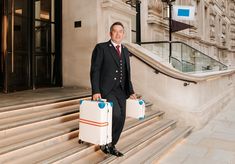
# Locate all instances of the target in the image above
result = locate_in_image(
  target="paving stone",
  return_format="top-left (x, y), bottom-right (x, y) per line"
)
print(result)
top-left (182, 155), bottom-right (231, 164)
top-left (205, 149), bottom-right (235, 163)
top-left (199, 138), bottom-right (235, 152)
top-left (213, 124), bottom-right (235, 135)
top-left (159, 97), bottom-right (235, 164)
top-left (184, 130), bottom-right (212, 145)
top-left (210, 132), bottom-right (235, 142)
top-left (158, 153), bottom-right (188, 164)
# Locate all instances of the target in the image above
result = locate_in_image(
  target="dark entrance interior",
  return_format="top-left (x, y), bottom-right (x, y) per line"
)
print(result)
top-left (0, 0), bottom-right (3, 90)
top-left (1, 0), bottom-right (62, 93)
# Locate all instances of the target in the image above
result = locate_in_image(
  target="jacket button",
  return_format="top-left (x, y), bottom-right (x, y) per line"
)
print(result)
top-left (114, 78), bottom-right (117, 80)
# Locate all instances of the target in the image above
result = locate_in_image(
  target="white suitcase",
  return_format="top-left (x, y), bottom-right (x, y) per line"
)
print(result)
top-left (79, 100), bottom-right (112, 145)
top-left (126, 99), bottom-right (145, 119)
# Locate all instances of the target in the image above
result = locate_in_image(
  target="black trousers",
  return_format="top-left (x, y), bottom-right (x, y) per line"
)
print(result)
top-left (104, 85), bottom-right (126, 146)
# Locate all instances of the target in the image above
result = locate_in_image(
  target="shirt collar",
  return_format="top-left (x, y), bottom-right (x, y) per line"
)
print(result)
top-left (111, 40), bottom-right (121, 48)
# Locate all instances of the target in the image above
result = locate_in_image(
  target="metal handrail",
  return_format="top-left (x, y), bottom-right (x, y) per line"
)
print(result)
top-left (129, 51), bottom-right (197, 84)
top-left (140, 41), bottom-right (228, 69)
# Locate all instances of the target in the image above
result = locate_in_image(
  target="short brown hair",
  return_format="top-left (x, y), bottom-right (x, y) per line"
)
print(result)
top-left (110, 22), bottom-right (124, 32)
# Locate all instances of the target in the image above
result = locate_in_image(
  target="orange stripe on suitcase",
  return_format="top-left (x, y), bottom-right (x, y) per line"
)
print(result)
top-left (79, 118), bottom-right (108, 127)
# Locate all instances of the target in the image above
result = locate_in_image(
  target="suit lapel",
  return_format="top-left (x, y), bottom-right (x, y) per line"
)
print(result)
top-left (107, 41), bottom-right (119, 66)
top-left (122, 45), bottom-right (130, 72)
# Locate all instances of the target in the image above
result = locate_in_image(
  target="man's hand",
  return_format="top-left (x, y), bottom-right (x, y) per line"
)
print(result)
top-left (92, 93), bottom-right (102, 101)
top-left (129, 94), bottom-right (137, 99)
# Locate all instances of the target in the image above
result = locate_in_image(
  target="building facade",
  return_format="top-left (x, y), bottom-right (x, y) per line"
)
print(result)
top-left (143, 0), bottom-right (235, 65)
top-left (1, 0), bottom-right (235, 93)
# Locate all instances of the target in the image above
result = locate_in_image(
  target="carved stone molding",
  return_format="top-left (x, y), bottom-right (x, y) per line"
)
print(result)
top-left (231, 12), bottom-right (235, 19)
top-left (210, 28), bottom-right (215, 39)
top-left (209, 15), bottom-right (215, 27)
top-left (231, 34), bottom-right (235, 40)
top-left (210, 9), bottom-right (216, 16)
top-left (102, 0), bottom-right (136, 16)
top-left (222, 24), bottom-right (226, 34)
top-left (231, 27), bottom-right (235, 33)
top-left (231, 20), bottom-right (235, 26)
top-left (148, 0), bottom-right (163, 14)
top-left (221, 36), bottom-right (226, 46)
top-left (221, 1), bottom-right (225, 9)
top-left (230, 3), bottom-right (234, 11)
top-left (209, 0), bottom-right (215, 5)
top-left (222, 20), bottom-right (226, 26)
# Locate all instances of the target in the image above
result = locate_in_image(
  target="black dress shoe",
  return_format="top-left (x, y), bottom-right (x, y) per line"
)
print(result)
top-left (109, 146), bottom-right (124, 157)
top-left (100, 145), bottom-right (111, 154)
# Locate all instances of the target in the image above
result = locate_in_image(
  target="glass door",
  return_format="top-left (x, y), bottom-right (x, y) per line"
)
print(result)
top-left (2, 0), bottom-right (31, 92)
top-left (1, 0), bottom-right (61, 93)
top-left (33, 0), bottom-right (55, 87)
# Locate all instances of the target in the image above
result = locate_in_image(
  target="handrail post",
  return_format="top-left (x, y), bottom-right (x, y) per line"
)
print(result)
top-left (136, 0), bottom-right (141, 45)
top-left (169, 2), bottom-right (172, 63)
top-left (161, 0), bottom-right (175, 63)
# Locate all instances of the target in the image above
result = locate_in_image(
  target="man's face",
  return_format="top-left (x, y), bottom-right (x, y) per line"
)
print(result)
top-left (110, 25), bottom-right (124, 44)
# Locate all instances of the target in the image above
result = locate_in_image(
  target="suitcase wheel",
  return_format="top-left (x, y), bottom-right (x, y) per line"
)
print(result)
top-left (78, 140), bottom-right (84, 144)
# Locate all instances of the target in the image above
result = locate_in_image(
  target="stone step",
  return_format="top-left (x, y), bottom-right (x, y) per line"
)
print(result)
top-left (1, 110), bottom-right (163, 163)
top-left (117, 126), bottom-right (193, 164)
top-left (0, 131), bottom-right (80, 163)
top-left (52, 116), bottom-right (166, 164)
top-left (0, 119), bottom-right (79, 155)
top-left (0, 90), bottom-right (91, 113)
top-left (0, 103), bottom-right (80, 131)
top-left (0, 98), bottom-right (84, 119)
top-left (7, 138), bottom-right (92, 164)
top-left (0, 113), bottom-right (79, 139)
top-left (0, 111), bottom-right (160, 154)
top-left (0, 100), bottom-right (153, 138)
top-left (73, 119), bottom-right (177, 164)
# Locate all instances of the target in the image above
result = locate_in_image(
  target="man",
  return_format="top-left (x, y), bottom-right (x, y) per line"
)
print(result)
top-left (90, 22), bottom-right (136, 157)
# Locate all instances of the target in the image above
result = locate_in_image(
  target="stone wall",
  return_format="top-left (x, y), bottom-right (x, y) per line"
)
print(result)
top-left (62, 0), bottom-right (98, 88)
top-left (62, 0), bottom-right (135, 88)
top-left (130, 55), bottom-right (235, 129)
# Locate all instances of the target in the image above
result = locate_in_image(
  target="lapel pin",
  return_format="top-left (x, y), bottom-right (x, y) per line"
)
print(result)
top-left (109, 44), bottom-right (112, 47)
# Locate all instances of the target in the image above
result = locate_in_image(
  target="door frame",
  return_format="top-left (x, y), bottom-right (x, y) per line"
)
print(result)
top-left (32, 0), bottom-right (62, 89)
top-left (0, 0), bottom-right (2, 90)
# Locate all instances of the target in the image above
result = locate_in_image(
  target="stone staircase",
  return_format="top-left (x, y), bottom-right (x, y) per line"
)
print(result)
top-left (0, 94), bottom-right (193, 164)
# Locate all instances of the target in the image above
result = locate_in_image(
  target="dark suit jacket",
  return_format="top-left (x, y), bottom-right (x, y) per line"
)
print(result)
top-left (90, 40), bottom-right (134, 98)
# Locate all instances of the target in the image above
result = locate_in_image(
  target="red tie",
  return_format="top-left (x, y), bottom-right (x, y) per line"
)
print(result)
top-left (116, 45), bottom-right (121, 58)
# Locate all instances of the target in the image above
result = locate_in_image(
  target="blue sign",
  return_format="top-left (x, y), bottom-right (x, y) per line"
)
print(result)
top-left (178, 9), bottom-right (190, 17)
top-left (173, 5), bottom-right (195, 20)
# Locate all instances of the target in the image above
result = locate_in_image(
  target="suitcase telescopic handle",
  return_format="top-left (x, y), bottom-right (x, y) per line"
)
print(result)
top-left (98, 98), bottom-right (107, 102)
